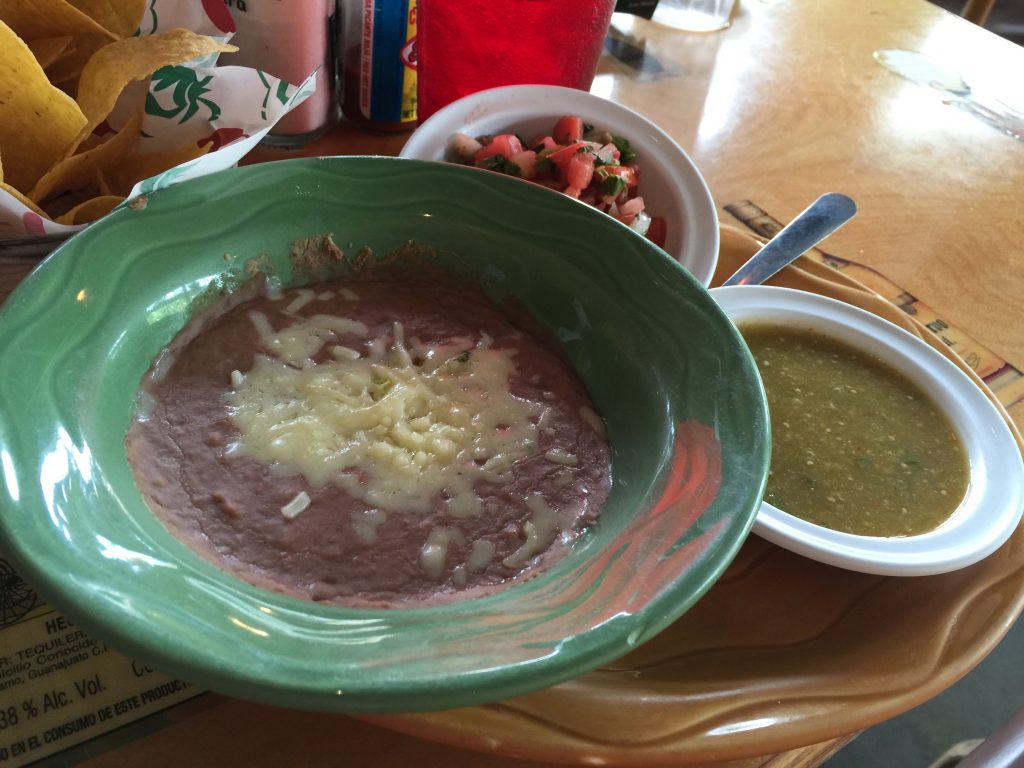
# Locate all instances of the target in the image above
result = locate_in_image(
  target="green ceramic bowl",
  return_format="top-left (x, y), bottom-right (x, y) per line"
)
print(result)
top-left (0, 157), bottom-right (768, 713)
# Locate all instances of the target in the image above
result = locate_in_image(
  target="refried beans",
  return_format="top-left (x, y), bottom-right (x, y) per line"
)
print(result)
top-left (126, 277), bottom-right (611, 607)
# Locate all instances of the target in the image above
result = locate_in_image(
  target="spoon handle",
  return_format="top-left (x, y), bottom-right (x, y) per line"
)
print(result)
top-left (722, 193), bottom-right (857, 287)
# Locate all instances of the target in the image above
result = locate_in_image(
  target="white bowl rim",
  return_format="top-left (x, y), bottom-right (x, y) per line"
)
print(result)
top-left (711, 285), bottom-right (1024, 577)
top-left (400, 83), bottom-right (720, 287)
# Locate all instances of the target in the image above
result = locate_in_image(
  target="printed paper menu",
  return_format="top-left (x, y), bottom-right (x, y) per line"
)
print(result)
top-left (0, 556), bottom-right (201, 766)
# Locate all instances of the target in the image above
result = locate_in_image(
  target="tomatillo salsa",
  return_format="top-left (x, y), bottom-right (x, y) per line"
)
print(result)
top-left (741, 324), bottom-right (970, 537)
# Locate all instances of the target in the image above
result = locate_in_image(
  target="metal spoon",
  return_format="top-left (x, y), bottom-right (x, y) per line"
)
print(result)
top-left (722, 192), bottom-right (857, 286)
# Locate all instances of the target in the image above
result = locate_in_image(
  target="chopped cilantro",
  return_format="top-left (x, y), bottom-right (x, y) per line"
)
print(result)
top-left (535, 156), bottom-right (556, 175)
top-left (477, 154), bottom-right (500, 170)
top-left (456, 351), bottom-right (472, 363)
top-left (477, 154), bottom-right (521, 176)
top-left (600, 175), bottom-right (628, 198)
top-left (611, 135), bottom-right (636, 163)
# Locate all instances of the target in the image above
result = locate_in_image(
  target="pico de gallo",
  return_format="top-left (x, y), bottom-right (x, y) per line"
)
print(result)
top-left (448, 115), bottom-right (667, 248)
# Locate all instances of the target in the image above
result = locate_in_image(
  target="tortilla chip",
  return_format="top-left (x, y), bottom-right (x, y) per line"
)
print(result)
top-left (69, 0), bottom-right (145, 38)
top-left (27, 36), bottom-right (74, 68)
top-left (55, 194), bottom-right (121, 224)
top-left (104, 139), bottom-right (212, 196)
top-left (96, 166), bottom-right (113, 196)
top-left (0, 181), bottom-right (48, 217)
top-left (29, 108), bottom-right (143, 203)
top-left (45, 34), bottom-right (108, 90)
top-left (0, 20), bottom-right (88, 193)
top-left (0, 0), bottom-right (116, 40)
top-left (68, 29), bottom-right (236, 155)
top-left (75, 132), bottom-right (105, 152)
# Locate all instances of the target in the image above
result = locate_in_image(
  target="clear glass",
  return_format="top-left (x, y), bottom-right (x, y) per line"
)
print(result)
top-left (652, 0), bottom-right (735, 32)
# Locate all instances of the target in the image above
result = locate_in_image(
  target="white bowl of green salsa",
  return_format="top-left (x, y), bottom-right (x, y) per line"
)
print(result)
top-left (712, 285), bottom-right (1024, 576)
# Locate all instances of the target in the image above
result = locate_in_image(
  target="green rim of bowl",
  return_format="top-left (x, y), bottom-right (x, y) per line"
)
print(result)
top-left (0, 157), bottom-right (769, 712)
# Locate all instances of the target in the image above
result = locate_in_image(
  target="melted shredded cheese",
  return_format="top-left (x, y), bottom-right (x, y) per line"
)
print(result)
top-left (420, 527), bottom-right (466, 580)
top-left (544, 448), bottom-right (578, 466)
top-left (502, 494), bottom-right (580, 569)
top-left (350, 508), bottom-right (387, 543)
top-left (465, 539), bottom-right (497, 572)
top-left (249, 311), bottom-right (368, 368)
top-left (285, 288), bottom-right (316, 315)
top-left (579, 406), bottom-right (606, 439)
top-left (228, 320), bottom-right (540, 516)
top-left (281, 491), bottom-right (311, 519)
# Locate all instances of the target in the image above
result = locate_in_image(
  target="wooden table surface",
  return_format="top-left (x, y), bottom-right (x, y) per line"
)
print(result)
top-left (3, 0), bottom-right (1022, 765)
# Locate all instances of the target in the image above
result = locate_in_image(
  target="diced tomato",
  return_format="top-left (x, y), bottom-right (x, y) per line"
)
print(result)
top-left (507, 150), bottom-right (538, 179)
top-left (565, 151), bottom-right (595, 190)
top-left (646, 217), bottom-right (667, 247)
top-left (545, 141), bottom-right (589, 172)
top-left (474, 134), bottom-right (524, 163)
top-left (553, 116), bottom-right (584, 145)
top-left (529, 134), bottom-right (558, 152)
top-left (448, 121), bottom-right (665, 247)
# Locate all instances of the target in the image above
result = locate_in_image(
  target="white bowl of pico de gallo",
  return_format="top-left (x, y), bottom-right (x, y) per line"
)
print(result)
top-left (400, 84), bottom-right (719, 286)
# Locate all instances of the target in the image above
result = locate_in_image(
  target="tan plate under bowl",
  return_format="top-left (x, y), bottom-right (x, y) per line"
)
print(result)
top-left (358, 226), bottom-right (1024, 766)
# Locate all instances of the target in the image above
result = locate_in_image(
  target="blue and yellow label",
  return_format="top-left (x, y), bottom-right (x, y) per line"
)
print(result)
top-left (361, 0), bottom-right (417, 125)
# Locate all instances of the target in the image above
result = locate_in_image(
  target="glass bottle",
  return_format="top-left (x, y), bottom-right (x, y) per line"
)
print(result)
top-left (228, 0), bottom-right (339, 147)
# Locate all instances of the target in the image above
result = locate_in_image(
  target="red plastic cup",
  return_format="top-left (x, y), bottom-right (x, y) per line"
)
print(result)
top-left (416, 0), bottom-right (616, 123)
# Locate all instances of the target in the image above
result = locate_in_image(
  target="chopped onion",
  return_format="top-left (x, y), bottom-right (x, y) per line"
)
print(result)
top-left (630, 210), bottom-right (652, 237)
top-left (450, 132), bottom-right (483, 162)
top-left (621, 196), bottom-right (645, 216)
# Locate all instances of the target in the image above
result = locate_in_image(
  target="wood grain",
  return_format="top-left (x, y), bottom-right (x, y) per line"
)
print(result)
top-left (76, 695), bottom-right (859, 768)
